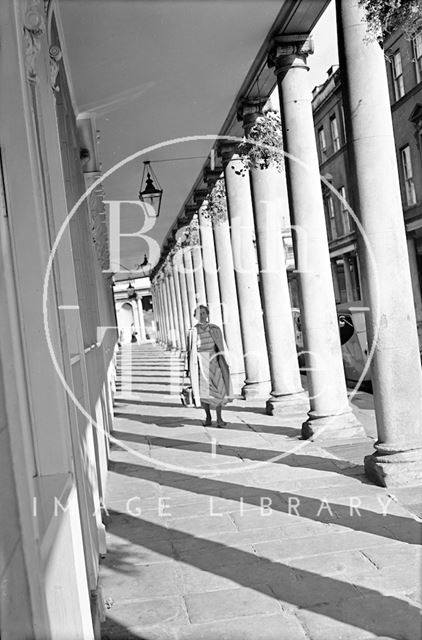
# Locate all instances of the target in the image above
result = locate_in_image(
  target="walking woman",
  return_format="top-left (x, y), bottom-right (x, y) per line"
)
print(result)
top-left (186, 305), bottom-right (232, 426)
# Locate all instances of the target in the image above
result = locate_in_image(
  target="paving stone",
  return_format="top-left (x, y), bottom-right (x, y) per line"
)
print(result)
top-left (270, 574), bottom-right (362, 608)
top-left (102, 595), bottom-right (188, 630)
top-left (171, 526), bottom-right (286, 555)
top-left (253, 530), bottom-right (395, 562)
top-left (166, 512), bottom-right (238, 538)
top-left (295, 593), bottom-right (422, 640)
top-left (101, 562), bottom-right (182, 599)
top-left (183, 585), bottom-right (281, 623)
top-left (285, 549), bottom-right (379, 577)
top-left (359, 543), bottom-right (422, 571)
top-left (176, 612), bottom-right (309, 640)
top-left (103, 538), bottom-right (176, 566)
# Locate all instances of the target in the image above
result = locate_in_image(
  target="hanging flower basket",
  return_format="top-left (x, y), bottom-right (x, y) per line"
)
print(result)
top-left (358, 0), bottom-right (422, 41)
top-left (206, 178), bottom-right (228, 224)
top-left (182, 215), bottom-right (200, 246)
top-left (239, 110), bottom-right (284, 172)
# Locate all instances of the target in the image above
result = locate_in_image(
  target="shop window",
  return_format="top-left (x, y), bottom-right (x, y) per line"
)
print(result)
top-left (392, 50), bottom-right (405, 101)
top-left (401, 145), bottom-right (417, 206)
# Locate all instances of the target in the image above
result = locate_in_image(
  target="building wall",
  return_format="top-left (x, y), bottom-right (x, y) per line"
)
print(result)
top-left (0, 1), bottom-right (118, 637)
top-left (312, 34), bottom-right (422, 316)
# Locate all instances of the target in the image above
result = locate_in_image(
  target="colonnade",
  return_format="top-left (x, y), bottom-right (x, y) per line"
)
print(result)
top-left (151, 0), bottom-right (422, 487)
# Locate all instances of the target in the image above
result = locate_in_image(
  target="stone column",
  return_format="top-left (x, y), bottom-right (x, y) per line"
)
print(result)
top-left (337, 0), bottom-right (422, 485)
top-left (174, 249), bottom-right (192, 338)
top-left (170, 261), bottom-right (186, 352)
top-left (182, 245), bottom-right (197, 323)
top-left (211, 185), bottom-right (245, 394)
top-left (198, 200), bottom-right (223, 327)
top-left (268, 34), bottom-right (362, 439)
top-left (187, 214), bottom-right (207, 306)
top-left (136, 297), bottom-right (147, 341)
top-left (343, 255), bottom-right (354, 302)
top-left (220, 143), bottom-right (271, 399)
top-left (166, 270), bottom-right (179, 350)
top-left (167, 267), bottom-right (182, 351)
top-left (238, 101), bottom-right (305, 413)
top-left (156, 278), bottom-right (165, 345)
top-left (162, 273), bottom-right (176, 350)
top-left (157, 281), bottom-right (167, 345)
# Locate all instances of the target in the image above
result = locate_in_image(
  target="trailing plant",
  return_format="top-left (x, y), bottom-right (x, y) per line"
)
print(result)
top-left (239, 110), bottom-right (284, 172)
top-left (358, 0), bottom-right (422, 40)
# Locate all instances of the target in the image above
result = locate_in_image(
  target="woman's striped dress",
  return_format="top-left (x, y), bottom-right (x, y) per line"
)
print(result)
top-left (196, 324), bottom-right (227, 408)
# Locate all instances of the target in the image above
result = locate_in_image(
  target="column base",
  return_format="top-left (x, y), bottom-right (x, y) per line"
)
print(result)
top-left (266, 390), bottom-right (308, 415)
top-left (230, 371), bottom-right (245, 397)
top-left (302, 410), bottom-right (364, 441)
top-left (364, 449), bottom-right (422, 487)
top-left (241, 380), bottom-right (271, 400)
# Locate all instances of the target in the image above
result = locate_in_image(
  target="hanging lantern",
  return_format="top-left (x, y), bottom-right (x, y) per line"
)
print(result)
top-left (138, 161), bottom-right (163, 217)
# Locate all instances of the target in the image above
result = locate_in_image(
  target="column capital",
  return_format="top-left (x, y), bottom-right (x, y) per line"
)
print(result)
top-left (217, 141), bottom-right (240, 166)
top-left (203, 167), bottom-right (223, 189)
top-left (236, 97), bottom-right (267, 134)
top-left (267, 34), bottom-right (314, 76)
top-left (193, 188), bottom-right (208, 206)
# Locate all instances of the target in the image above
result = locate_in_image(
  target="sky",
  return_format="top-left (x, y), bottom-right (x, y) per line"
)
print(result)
top-left (309, 0), bottom-right (339, 90)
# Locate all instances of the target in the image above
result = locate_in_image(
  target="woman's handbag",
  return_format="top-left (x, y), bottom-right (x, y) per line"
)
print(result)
top-left (180, 367), bottom-right (195, 407)
top-left (180, 385), bottom-right (194, 407)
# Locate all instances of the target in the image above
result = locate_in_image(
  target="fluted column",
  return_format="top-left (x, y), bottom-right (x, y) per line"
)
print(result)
top-left (238, 102), bottom-right (305, 414)
top-left (210, 184), bottom-right (244, 394)
top-left (198, 200), bottom-right (223, 326)
top-left (220, 143), bottom-right (270, 399)
top-left (170, 259), bottom-right (186, 352)
top-left (337, 0), bottom-right (422, 485)
top-left (268, 33), bottom-right (362, 439)
top-left (174, 249), bottom-right (192, 338)
top-left (156, 278), bottom-right (166, 345)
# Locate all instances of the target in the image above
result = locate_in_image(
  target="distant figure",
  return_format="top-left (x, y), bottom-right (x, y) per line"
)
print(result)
top-left (131, 324), bottom-right (138, 343)
top-left (186, 305), bottom-right (232, 427)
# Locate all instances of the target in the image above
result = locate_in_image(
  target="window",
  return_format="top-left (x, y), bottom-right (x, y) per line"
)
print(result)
top-left (341, 105), bottom-right (347, 143)
top-left (318, 127), bottom-right (327, 160)
top-left (330, 116), bottom-right (341, 152)
top-left (401, 146), bottom-right (417, 206)
top-left (413, 32), bottom-right (422, 83)
top-left (339, 186), bottom-right (351, 234)
top-left (392, 50), bottom-right (405, 100)
top-left (326, 195), bottom-right (337, 240)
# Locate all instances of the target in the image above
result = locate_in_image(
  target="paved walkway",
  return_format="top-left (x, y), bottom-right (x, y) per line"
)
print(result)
top-left (101, 344), bottom-right (421, 640)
